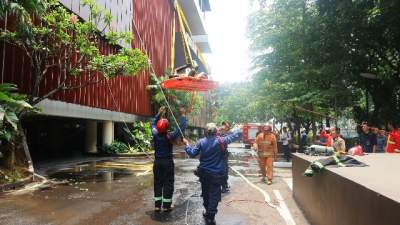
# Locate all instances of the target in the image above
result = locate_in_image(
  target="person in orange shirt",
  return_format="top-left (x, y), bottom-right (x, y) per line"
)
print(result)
top-left (253, 125), bottom-right (278, 185)
top-left (320, 128), bottom-right (334, 147)
top-left (385, 121), bottom-right (400, 153)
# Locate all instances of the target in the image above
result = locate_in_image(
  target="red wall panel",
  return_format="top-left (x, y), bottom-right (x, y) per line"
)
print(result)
top-left (0, 0), bottom-right (174, 117)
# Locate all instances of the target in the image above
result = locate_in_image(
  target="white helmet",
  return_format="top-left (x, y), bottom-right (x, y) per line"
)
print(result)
top-left (206, 123), bottom-right (218, 136)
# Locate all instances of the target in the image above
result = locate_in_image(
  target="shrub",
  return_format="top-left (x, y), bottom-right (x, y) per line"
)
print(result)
top-left (124, 121), bottom-right (152, 152)
top-left (101, 141), bottom-right (129, 155)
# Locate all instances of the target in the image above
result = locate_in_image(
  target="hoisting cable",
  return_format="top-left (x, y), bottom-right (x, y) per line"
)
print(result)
top-left (151, 74), bottom-right (185, 138)
top-left (131, 15), bottom-right (186, 140)
top-left (132, 6), bottom-right (195, 222)
top-left (170, 10), bottom-right (176, 70)
top-left (105, 81), bottom-right (154, 161)
top-left (102, 4), bottom-right (189, 165)
top-left (176, 2), bottom-right (193, 65)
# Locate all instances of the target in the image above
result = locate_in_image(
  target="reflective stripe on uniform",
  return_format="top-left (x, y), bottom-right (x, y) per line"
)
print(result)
top-left (305, 168), bottom-right (313, 174)
top-left (333, 155), bottom-right (340, 163)
top-left (304, 168), bottom-right (314, 176)
top-left (162, 198), bottom-right (172, 203)
top-left (314, 161), bottom-right (324, 169)
top-left (154, 197), bottom-right (162, 201)
top-left (333, 156), bottom-right (345, 167)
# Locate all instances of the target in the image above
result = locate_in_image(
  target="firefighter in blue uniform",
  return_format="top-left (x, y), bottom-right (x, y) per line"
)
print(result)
top-left (183, 123), bottom-right (242, 225)
top-left (152, 106), bottom-right (187, 212)
top-left (218, 121), bottom-right (232, 193)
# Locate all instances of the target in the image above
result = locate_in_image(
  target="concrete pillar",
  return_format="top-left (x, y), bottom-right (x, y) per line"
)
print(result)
top-left (85, 121), bottom-right (98, 153)
top-left (102, 121), bottom-right (114, 145)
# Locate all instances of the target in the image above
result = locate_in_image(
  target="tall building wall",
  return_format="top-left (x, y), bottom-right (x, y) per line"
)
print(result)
top-left (0, 0), bottom-right (175, 117)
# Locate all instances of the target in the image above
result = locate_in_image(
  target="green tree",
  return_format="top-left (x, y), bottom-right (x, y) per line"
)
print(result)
top-left (215, 82), bottom-right (267, 124)
top-left (246, 0), bottom-right (400, 128)
top-left (0, 83), bottom-right (33, 143)
top-left (0, 0), bottom-right (148, 105)
top-left (147, 75), bottom-right (204, 119)
top-left (314, 0), bottom-right (400, 124)
top-left (0, 83), bottom-right (34, 177)
top-left (0, 0), bottom-right (149, 180)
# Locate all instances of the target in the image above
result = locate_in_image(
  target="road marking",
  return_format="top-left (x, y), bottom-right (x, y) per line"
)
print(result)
top-left (283, 178), bottom-right (293, 191)
top-left (230, 167), bottom-right (275, 208)
top-left (273, 190), bottom-right (296, 225)
top-left (230, 166), bottom-right (297, 225)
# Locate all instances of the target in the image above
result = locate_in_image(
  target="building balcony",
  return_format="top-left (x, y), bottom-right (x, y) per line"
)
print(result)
top-left (178, 0), bottom-right (212, 53)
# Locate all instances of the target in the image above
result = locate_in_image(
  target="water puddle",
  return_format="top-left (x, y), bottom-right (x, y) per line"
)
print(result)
top-left (47, 160), bottom-right (153, 183)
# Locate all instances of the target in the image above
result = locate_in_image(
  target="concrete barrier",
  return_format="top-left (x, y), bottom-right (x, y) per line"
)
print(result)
top-left (292, 153), bottom-right (400, 225)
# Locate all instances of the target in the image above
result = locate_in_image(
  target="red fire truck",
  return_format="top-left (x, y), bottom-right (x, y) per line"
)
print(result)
top-left (242, 124), bottom-right (264, 149)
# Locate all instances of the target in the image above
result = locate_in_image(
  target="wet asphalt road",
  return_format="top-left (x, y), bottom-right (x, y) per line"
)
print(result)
top-left (0, 143), bottom-right (309, 225)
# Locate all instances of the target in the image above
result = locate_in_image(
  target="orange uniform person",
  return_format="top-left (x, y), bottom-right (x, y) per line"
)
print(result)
top-left (253, 125), bottom-right (278, 185)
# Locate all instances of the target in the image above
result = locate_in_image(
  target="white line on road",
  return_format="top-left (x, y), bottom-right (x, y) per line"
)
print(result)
top-left (273, 189), bottom-right (296, 225)
top-left (230, 166), bottom-right (297, 225)
top-left (230, 166), bottom-right (276, 208)
top-left (283, 178), bottom-right (293, 191)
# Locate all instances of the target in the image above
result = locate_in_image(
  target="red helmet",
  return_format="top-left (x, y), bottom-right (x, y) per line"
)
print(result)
top-left (156, 118), bottom-right (169, 133)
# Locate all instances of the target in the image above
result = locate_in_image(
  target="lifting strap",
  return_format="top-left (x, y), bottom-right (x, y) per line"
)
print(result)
top-left (171, 10), bottom-right (176, 70)
top-left (176, 1), bottom-right (193, 65)
top-left (131, 13), bottom-right (186, 140)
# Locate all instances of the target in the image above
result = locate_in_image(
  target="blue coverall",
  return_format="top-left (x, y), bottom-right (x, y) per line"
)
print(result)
top-left (152, 114), bottom-right (187, 209)
top-left (218, 130), bottom-right (232, 191)
top-left (185, 130), bottom-right (242, 220)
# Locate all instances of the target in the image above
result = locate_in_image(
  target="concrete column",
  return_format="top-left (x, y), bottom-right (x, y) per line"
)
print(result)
top-left (85, 121), bottom-right (98, 153)
top-left (102, 121), bottom-right (114, 145)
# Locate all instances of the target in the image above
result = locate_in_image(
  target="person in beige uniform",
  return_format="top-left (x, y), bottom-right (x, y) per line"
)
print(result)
top-left (253, 125), bottom-right (278, 185)
top-left (332, 128), bottom-right (346, 154)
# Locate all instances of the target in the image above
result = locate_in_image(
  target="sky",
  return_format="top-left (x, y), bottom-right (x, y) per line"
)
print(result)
top-left (203, 0), bottom-right (252, 83)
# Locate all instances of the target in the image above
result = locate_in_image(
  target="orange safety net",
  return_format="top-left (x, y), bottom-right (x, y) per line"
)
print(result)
top-left (161, 76), bottom-right (218, 91)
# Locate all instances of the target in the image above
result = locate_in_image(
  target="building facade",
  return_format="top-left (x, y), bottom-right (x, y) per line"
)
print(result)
top-left (0, 0), bottom-right (211, 159)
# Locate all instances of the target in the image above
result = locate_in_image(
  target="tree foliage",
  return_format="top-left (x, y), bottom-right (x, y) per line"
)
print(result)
top-left (0, 0), bottom-right (148, 105)
top-left (214, 82), bottom-right (267, 124)
top-left (124, 121), bottom-right (152, 152)
top-left (246, 0), bottom-right (400, 126)
top-left (147, 74), bottom-right (204, 117)
top-left (0, 83), bottom-right (33, 142)
top-left (103, 121), bottom-right (152, 154)
top-left (0, 83), bottom-right (35, 175)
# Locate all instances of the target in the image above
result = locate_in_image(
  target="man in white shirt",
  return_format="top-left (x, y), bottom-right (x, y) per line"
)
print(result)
top-left (280, 127), bottom-right (292, 162)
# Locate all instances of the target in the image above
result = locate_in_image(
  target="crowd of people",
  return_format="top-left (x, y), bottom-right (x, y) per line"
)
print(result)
top-left (316, 121), bottom-right (400, 154)
top-left (318, 127), bottom-right (346, 154)
top-left (150, 105), bottom-right (400, 225)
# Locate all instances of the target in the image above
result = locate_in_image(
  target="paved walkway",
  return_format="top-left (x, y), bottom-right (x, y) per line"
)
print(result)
top-left (0, 143), bottom-right (309, 225)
